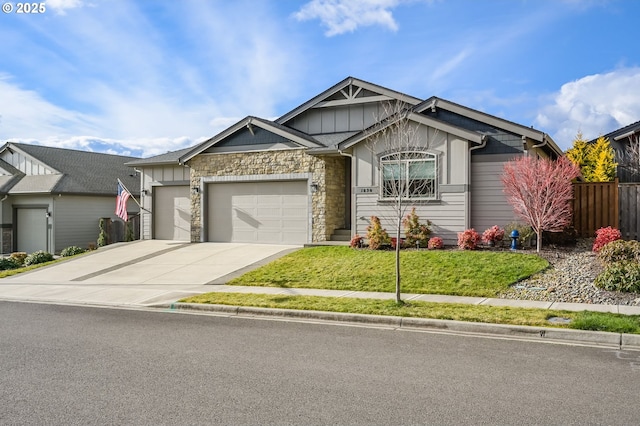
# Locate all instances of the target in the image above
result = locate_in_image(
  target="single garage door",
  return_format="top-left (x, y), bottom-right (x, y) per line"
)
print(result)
top-left (16, 207), bottom-right (48, 253)
top-left (207, 181), bottom-right (308, 244)
top-left (154, 185), bottom-right (191, 241)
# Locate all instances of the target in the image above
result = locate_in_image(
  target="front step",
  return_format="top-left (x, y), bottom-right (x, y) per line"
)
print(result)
top-left (330, 228), bottom-right (351, 242)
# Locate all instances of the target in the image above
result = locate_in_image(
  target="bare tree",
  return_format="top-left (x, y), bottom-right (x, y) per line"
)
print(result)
top-left (364, 100), bottom-right (437, 303)
top-left (620, 133), bottom-right (640, 179)
top-left (501, 156), bottom-right (580, 252)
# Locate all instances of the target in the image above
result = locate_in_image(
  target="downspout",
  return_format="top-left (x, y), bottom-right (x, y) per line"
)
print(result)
top-left (0, 195), bottom-right (6, 256)
top-left (530, 134), bottom-right (549, 157)
top-left (467, 135), bottom-right (488, 229)
top-left (134, 168), bottom-right (144, 240)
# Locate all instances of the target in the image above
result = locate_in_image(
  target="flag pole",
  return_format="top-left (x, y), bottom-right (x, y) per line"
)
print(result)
top-left (118, 178), bottom-right (151, 213)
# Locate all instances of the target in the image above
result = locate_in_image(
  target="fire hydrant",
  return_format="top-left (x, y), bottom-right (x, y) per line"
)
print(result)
top-left (510, 229), bottom-right (520, 251)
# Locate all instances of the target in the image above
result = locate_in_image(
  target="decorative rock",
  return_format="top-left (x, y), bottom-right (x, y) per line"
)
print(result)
top-left (500, 242), bottom-right (640, 306)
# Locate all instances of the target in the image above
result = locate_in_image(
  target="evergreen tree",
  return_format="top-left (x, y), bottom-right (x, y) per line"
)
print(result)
top-left (565, 132), bottom-right (617, 182)
top-left (589, 136), bottom-right (617, 182)
top-left (566, 132), bottom-right (593, 180)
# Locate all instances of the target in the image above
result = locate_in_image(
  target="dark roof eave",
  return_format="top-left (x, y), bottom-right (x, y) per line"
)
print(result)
top-left (306, 147), bottom-right (342, 156)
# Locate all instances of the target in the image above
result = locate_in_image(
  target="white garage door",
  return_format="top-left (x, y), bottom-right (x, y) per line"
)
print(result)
top-left (207, 181), bottom-right (308, 244)
top-left (17, 208), bottom-right (48, 253)
top-left (154, 186), bottom-right (191, 241)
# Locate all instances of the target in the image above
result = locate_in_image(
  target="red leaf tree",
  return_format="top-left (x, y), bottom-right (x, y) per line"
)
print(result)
top-left (501, 156), bottom-right (580, 252)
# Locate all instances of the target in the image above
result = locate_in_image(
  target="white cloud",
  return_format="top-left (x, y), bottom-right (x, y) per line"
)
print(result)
top-left (535, 68), bottom-right (640, 149)
top-left (294, 0), bottom-right (409, 36)
top-left (0, 2), bottom-right (306, 158)
top-left (46, 0), bottom-right (85, 15)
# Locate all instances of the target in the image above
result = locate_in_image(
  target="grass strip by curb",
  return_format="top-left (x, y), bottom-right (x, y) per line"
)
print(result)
top-left (180, 292), bottom-right (640, 334)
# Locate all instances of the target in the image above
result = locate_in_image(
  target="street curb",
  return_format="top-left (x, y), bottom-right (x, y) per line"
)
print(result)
top-left (161, 303), bottom-right (640, 350)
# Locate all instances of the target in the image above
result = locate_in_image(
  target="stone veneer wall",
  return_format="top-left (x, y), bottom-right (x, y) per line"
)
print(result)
top-left (323, 156), bottom-right (346, 238)
top-left (187, 149), bottom-right (346, 243)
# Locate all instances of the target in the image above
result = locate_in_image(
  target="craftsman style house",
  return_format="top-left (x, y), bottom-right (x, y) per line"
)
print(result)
top-left (128, 77), bottom-right (562, 245)
top-left (0, 142), bottom-right (139, 253)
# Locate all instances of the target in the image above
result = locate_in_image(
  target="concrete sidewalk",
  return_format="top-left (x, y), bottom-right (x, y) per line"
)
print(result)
top-left (0, 240), bottom-right (639, 316)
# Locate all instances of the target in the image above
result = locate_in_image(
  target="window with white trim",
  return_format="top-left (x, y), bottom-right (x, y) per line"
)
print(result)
top-left (380, 151), bottom-right (437, 200)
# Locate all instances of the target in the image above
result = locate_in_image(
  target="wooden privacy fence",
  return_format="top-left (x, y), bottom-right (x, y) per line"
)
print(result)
top-left (619, 184), bottom-right (640, 240)
top-left (572, 179), bottom-right (640, 240)
top-left (572, 180), bottom-right (619, 238)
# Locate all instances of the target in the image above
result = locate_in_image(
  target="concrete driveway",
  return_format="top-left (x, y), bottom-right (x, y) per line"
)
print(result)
top-left (0, 240), bottom-right (300, 307)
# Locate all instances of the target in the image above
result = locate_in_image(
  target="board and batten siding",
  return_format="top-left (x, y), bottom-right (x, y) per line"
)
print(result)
top-left (53, 195), bottom-right (137, 252)
top-left (0, 150), bottom-right (56, 175)
top-left (287, 103), bottom-right (395, 135)
top-left (470, 154), bottom-right (520, 233)
top-left (139, 165), bottom-right (190, 240)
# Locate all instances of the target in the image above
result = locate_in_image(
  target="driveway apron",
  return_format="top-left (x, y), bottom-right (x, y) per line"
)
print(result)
top-left (0, 241), bottom-right (300, 306)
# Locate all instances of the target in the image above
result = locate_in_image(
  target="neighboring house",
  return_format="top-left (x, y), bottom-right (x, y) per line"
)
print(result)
top-left (0, 142), bottom-right (140, 254)
top-left (590, 120), bottom-right (640, 182)
top-left (131, 77), bottom-right (562, 245)
top-left (126, 147), bottom-right (192, 241)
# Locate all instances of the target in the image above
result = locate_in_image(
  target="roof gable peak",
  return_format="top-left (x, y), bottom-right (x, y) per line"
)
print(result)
top-left (276, 76), bottom-right (423, 125)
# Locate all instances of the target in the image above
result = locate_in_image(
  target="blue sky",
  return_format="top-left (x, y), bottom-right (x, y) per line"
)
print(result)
top-left (1, 0), bottom-right (639, 157)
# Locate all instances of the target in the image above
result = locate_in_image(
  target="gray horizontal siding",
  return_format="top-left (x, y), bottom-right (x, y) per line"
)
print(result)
top-left (471, 160), bottom-right (518, 233)
top-left (354, 193), bottom-right (466, 245)
top-left (53, 195), bottom-right (138, 252)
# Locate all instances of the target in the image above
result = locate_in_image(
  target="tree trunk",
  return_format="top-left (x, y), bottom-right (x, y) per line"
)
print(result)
top-left (395, 214), bottom-right (402, 303)
top-left (536, 229), bottom-right (542, 252)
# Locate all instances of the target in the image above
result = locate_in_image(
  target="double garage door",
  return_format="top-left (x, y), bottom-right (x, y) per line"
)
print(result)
top-left (207, 181), bottom-right (309, 244)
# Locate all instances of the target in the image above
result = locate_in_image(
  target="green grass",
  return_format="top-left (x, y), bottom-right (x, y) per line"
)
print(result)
top-left (179, 292), bottom-right (640, 334)
top-left (228, 246), bottom-right (549, 297)
top-left (569, 311), bottom-right (640, 334)
top-left (0, 255), bottom-right (81, 278)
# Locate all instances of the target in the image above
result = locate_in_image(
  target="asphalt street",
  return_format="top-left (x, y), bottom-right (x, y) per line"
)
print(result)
top-left (1, 301), bottom-right (639, 425)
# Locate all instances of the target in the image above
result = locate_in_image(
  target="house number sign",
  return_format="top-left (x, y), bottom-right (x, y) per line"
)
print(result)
top-left (355, 187), bottom-right (377, 194)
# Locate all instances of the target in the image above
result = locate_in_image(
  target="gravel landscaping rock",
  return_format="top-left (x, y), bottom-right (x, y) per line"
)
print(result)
top-left (499, 239), bottom-right (640, 306)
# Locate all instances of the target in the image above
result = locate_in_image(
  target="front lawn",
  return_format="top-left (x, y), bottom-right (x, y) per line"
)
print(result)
top-left (227, 246), bottom-right (549, 297)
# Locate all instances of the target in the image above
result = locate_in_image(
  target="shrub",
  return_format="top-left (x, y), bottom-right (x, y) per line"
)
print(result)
top-left (24, 250), bottom-right (55, 266)
top-left (505, 222), bottom-right (535, 248)
top-left (427, 237), bottom-right (444, 249)
top-left (349, 234), bottom-right (363, 249)
top-left (9, 252), bottom-right (27, 266)
top-left (457, 228), bottom-right (480, 250)
top-left (593, 226), bottom-right (622, 252)
top-left (597, 240), bottom-right (640, 264)
top-left (124, 220), bottom-right (135, 242)
top-left (60, 246), bottom-right (86, 257)
top-left (403, 207), bottom-right (431, 249)
top-left (390, 237), bottom-right (405, 249)
top-left (482, 225), bottom-right (505, 246)
top-left (0, 257), bottom-right (20, 270)
top-left (97, 218), bottom-right (108, 247)
top-left (595, 261), bottom-right (640, 293)
top-left (366, 216), bottom-right (390, 250)
top-left (543, 227), bottom-right (577, 246)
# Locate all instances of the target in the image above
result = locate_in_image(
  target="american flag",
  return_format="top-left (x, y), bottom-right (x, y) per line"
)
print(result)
top-left (116, 181), bottom-right (131, 221)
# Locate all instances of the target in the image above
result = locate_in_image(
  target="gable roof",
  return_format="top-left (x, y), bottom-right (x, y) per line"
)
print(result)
top-left (591, 120), bottom-right (640, 143)
top-left (336, 108), bottom-right (487, 151)
top-left (179, 116), bottom-right (323, 163)
top-left (0, 142), bottom-right (140, 195)
top-left (126, 146), bottom-right (194, 167)
top-left (276, 76), bottom-right (423, 126)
